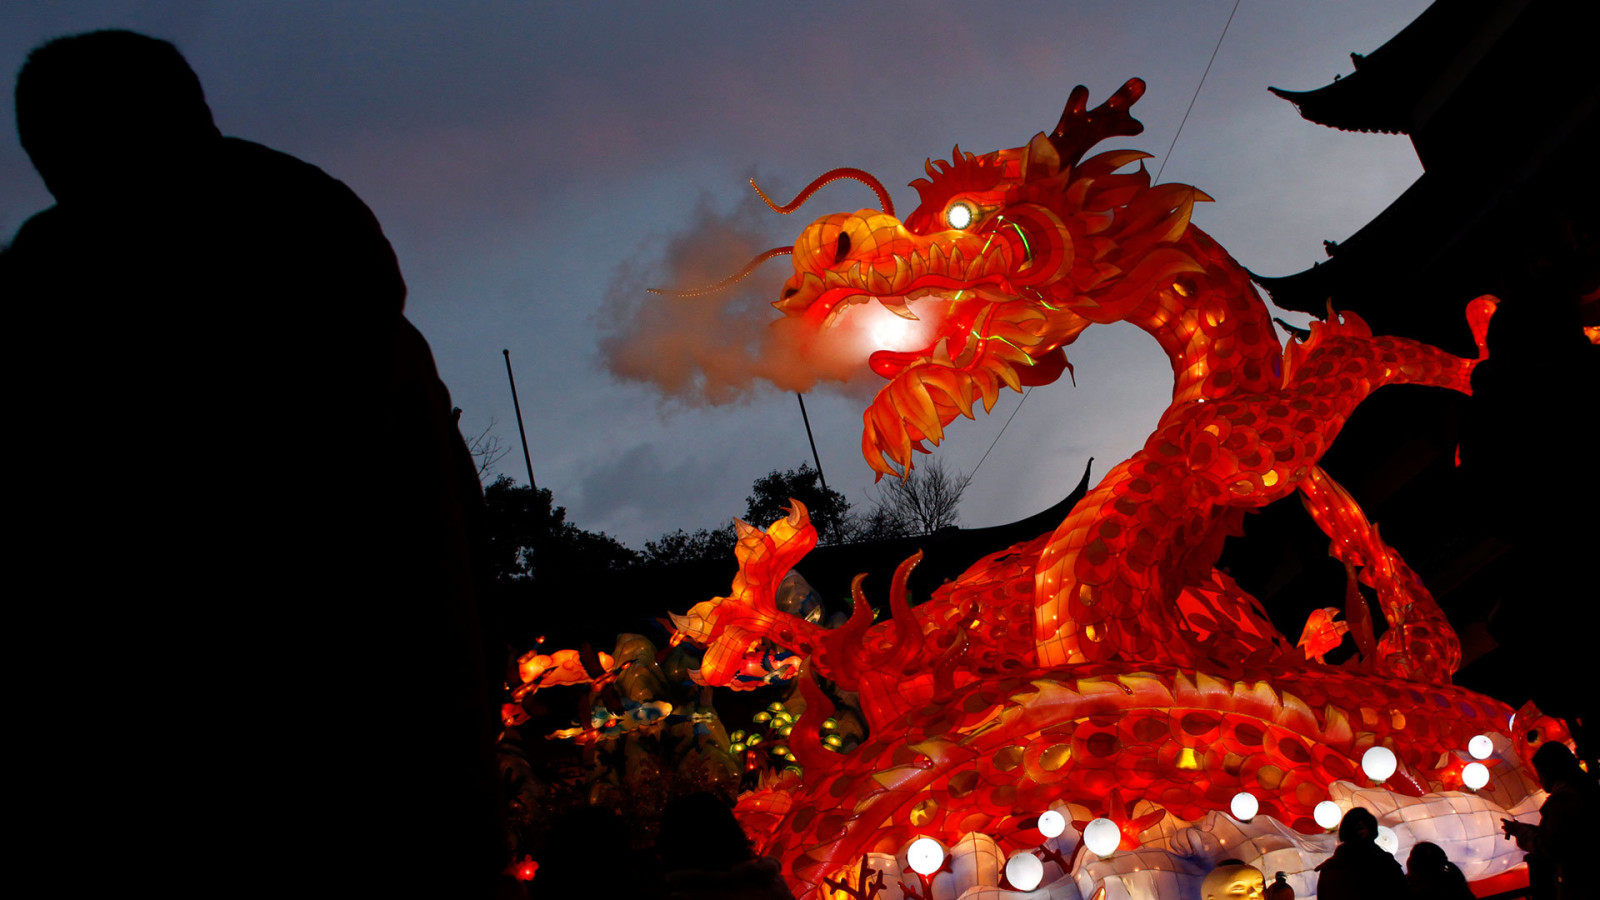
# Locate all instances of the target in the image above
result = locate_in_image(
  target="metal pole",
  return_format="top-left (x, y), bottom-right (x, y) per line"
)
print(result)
top-left (795, 392), bottom-right (839, 542)
top-left (503, 349), bottom-right (537, 491)
top-left (796, 392), bottom-right (828, 494)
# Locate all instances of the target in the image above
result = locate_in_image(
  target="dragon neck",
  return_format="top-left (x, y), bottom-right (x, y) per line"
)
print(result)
top-left (1120, 229), bottom-right (1282, 417)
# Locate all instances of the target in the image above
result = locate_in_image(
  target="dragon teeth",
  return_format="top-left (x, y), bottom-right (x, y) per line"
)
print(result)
top-left (892, 255), bottom-right (912, 293)
top-left (879, 296), bottom-right (918, 320)
top-left (984, 249), bottom-right (1007, 276)
top-left (866, 265), bottom-right (892, 296)
top-left (965, 251), bottom-right (987, 281)
top-left (909, 250), bottom-right (927, 280)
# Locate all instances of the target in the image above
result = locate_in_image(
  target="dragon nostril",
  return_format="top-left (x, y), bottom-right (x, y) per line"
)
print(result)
top-left (782, 287), bottom-right (799, 299)
top-left (835, 231), bottom-right (852, 265)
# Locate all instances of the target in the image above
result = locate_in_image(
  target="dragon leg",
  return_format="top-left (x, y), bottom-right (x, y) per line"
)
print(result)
top-left (1297, 464), bottom-right (1461, 684)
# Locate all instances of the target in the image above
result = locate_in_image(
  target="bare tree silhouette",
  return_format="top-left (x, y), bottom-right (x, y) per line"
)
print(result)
top-left (865, 457), bottom-right (972, 535)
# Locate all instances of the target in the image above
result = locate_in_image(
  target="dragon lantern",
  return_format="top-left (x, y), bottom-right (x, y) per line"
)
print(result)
top-left (662, 80), bottom-right (1561, 900)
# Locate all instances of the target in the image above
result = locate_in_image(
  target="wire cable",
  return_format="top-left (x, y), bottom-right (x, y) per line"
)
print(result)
top-left (969, 387), bottom-right (1033, 483)
top-left (1155, 0), bottom-right (1240, 184)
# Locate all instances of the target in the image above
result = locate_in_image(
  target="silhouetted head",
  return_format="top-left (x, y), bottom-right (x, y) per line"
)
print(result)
top-left (656, 791), bottom-right (753, 872)
top-left (1338, 806), bottom-right (1378, 844)
top-left (15, 30), bottom-right (220, 204)
top-left (1531, 740), bottom-right (1586, 791)
top-left (1406, 841), bottom-right (1447, 875)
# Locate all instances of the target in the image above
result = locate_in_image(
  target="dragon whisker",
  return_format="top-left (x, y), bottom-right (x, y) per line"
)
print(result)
top-left (647, 245), bottom-right (793, 298)
top-left (751, 167), bottom-right (896, 218)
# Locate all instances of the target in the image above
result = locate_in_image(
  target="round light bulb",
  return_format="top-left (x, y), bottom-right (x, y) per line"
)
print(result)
top-left (1375, 824), bottom-right (1399, 855)
top-left (1006, 852), bottom-right (1044, 891)
top-left (1362, 746), bottom-right (1398, 782)
top-left (1083, 818), bottom-right (1121, 858)
top-left (1230, 791), bottom-right (1259, 822)
top-left (1037, 809), bottom-right (1067, 839)
top-left (1463, 761), bottom-right (1490, 790)
top-left (947, 202), bottom-right (973, 230)
top-left (1313, 800), bottom-right (1342, 830)
top-left (1468, 735), bottom-right (1493, 760)
top-left (907, 837), bottom-right (944, 876)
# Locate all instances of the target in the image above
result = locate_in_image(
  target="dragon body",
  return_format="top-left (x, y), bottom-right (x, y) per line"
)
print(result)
top-left (667, 80), bottom-right (1552, 899)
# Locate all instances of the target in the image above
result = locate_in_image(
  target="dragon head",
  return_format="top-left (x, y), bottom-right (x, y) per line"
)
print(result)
top-left (762, 79), bottom-right (1210, 478)
top-left (652, 79), bottom-right (1210, 478)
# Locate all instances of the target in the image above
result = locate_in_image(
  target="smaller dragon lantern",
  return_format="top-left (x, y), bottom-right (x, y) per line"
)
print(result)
top-left (658, 79), bottom-right (1567, 900)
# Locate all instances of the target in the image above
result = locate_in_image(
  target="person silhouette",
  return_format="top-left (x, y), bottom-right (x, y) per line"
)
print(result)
top-left (1404, 841), bottom-right (1472, 900)
top-left (1313, 807), bottom-right (1407, 900)
top-left (3, 30), bottom-right (500, 896)
top-left (1502, 742), bottom-right (1599, 900)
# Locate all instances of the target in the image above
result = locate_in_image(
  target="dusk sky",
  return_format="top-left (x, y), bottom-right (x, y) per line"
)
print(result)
top-left (2, 1), bottom-right (1434, 550)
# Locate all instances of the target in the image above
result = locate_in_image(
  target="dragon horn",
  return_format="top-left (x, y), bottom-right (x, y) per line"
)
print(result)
top-left (1049, 78), bottom-right (1148, 171)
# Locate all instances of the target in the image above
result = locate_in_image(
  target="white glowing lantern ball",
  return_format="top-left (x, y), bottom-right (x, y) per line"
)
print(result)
top-left (1229, 791), bottom-right (1259, 822)
top-left (1314, 800), bottom-right (1343, 830)
top-left (1362, 746), bottom-right (1398, 782)
top-left (1083, 818), bottom-right (1121, 858)
top-left (907, 837), bottom-right (945, 876)
top-left (1463, 761), bottom-right (1491, 790)
top-left (1037, 810), bottom-right (1067, 839)
top-left (1006, 852), bottom-right (1044, 892)
top-left (1375, 825), bottom-right (1399, 855)
top-left (1468, 734), bottom-right (1494, 760)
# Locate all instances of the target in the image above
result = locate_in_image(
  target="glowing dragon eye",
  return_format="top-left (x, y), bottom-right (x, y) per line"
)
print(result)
top-left (946, 201), bottom-right (975, 230)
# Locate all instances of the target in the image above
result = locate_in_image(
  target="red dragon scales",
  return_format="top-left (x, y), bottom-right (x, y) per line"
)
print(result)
top-left (663, 80), bottom-right (1561, 900)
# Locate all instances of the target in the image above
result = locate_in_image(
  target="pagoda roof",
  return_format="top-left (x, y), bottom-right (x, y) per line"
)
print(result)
top-left (1267, 0), bottom-right (1506, 135)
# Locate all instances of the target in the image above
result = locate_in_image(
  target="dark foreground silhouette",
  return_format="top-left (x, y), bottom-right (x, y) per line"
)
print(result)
top-left (2, 30), bottom-right (500, 895)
